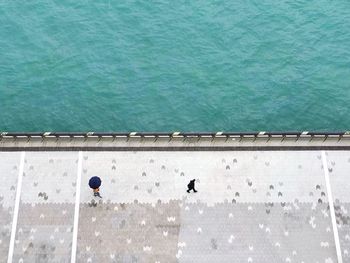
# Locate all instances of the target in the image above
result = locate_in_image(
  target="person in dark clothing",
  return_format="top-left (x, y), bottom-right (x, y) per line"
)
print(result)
top-left (187, 179), bottom-right (197, 193)
top-left (89, 176), bottom-right (102, 198)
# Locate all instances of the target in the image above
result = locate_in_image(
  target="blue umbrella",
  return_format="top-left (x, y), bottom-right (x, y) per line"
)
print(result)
top-left (89, 176), bottom-right (102, 189)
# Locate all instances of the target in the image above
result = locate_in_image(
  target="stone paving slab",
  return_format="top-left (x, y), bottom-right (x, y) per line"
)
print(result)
top-left (12, 204), bottom-right (74, 263)
top-left (81, 151), bottom-right (327, 204)
top-left (13, 152), bottom-right (77, 262)
top-left (20, 152), bottom-right (78, 204)
top-left (77, 201), bottom-right (180, 263)
top-left (0, 152), bottom-right (20, 262)
top-left (336, 203), bottom-right (350, 263)
top-left (178, 202), bottom-right (335, 263)
top-left (1, 150), bottom-right (349, 262)
top-left (326, 151), bottom-right (350, 262)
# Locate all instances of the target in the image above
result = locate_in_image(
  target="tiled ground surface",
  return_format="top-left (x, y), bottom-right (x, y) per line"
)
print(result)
top-left (77, 201), bottom-right (180, 263)
top-left (0, 150), bottom-right (349, 262)
top-left (12, 152), bottom-right (77, 263)
top-left (12, 204), bottom-right (74, 263)
top-left (0, 152), bottom-right (20, 263)
top-left (177, 202), bottom-right (334, 263)
top-left (326, 151), bottom-right (350, 262)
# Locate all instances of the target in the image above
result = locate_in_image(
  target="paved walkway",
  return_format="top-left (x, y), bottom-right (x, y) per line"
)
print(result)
top-left (0, 150), bottom-right (349, 262)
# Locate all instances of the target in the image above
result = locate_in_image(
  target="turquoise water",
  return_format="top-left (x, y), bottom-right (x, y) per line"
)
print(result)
top-left (1, 0), bottom-right (350, 132)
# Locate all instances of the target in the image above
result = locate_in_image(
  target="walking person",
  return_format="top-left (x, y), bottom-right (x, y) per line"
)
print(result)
top-left (89, 176), bottom-right (102, 198)
top-left (187, 179), bottom-right (197, 193)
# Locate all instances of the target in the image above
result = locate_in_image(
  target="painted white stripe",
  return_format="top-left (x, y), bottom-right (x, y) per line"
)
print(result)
top-left (321, 151), bottom-right (343, 263)
top-left (71, 151), bottom-right (83, 263)
top-left (7, 152), bottom-right (25, 263)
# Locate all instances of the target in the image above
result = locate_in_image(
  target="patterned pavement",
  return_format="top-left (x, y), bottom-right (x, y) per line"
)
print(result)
top-left (326, 152), bottom-right (350, 262)
top-left (0, 150), bottom-right (349, 262)
top-left (0, 153), bottom-right (19, 263)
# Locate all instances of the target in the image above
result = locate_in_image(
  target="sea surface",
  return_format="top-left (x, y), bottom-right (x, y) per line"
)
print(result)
top-left (0, 0), bottom-right (350, 132)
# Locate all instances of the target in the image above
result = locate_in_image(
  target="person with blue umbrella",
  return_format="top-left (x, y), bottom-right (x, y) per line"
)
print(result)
top-left (89, 176), bottom-right (102, 198)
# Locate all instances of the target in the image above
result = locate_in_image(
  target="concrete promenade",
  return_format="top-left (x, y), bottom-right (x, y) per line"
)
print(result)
top-left (0, 135), bottom-right (349, 262)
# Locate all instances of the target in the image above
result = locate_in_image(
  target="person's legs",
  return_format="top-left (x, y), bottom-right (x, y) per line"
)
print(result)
top-left (94, 192), bottom-right (102, 198)
top-left (187, 183), bottom-right (192, 193)
top-left (93, 188), bottom-right (102, 198)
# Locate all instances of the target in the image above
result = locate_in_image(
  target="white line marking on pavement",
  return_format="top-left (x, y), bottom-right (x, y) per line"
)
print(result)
top-left (321, 151), bottom-right (343, 263)
top-left (7, 152), bottom-right (25, 263)
top-left (71, 151), bottom-right (83, 263)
